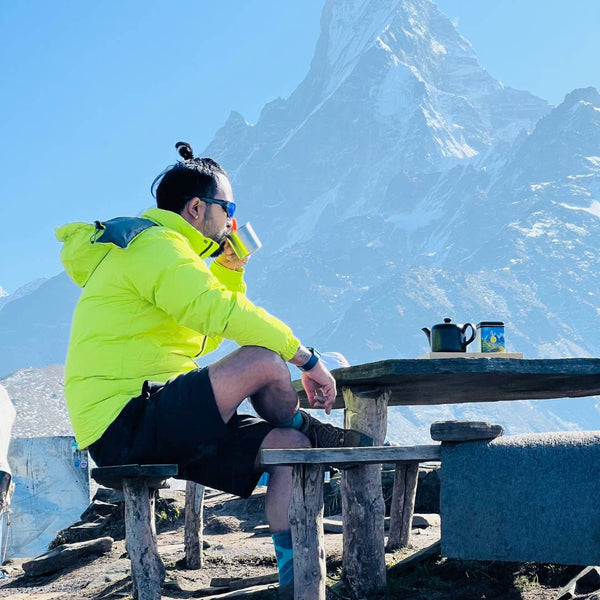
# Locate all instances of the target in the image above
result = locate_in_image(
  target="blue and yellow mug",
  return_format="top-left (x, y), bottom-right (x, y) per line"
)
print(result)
top-left (477, 321), bottom-right (505, 353)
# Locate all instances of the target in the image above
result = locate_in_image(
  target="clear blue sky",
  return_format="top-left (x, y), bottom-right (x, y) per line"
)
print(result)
top-left (1, 1), bottom-right (598, 294)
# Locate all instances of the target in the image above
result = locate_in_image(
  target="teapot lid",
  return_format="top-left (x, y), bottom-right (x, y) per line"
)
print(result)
top-left (433, 317), bottom-right (456, 328)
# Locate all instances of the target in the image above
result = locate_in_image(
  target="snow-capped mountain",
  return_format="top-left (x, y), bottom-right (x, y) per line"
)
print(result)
top-left (297, 86), bottom-right (600, 360)
top-left (1, 0), bottom-right (598, 438)
top-left (207, 0), bottom-right (548, 255)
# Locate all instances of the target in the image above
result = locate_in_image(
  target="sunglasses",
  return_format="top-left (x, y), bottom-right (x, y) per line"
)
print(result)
top-left (199, 197), bottom-right (236, 218)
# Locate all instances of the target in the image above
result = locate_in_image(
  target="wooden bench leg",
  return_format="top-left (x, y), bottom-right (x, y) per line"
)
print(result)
top-left (342, 388), bottom-right (388, 599)
top-left (289, 463), bottom-right (326, 600)
top-left (386, 461), bottom-right (419, 551)
top-left (184, 481), bottom-right (205, 569)
top-left (122, 478), bottom-right (165, 600)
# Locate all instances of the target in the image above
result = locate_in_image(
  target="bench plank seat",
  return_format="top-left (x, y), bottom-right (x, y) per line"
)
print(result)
top-left (91, 464), bottom-right (178, 491)
top-left (260, 445), bottom-right (441, 466)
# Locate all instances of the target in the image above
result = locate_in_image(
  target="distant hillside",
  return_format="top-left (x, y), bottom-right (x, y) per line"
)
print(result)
top-left (1, 365), bottom-right (72, 437)
top-left (0, 273), bottom-right (78, 377)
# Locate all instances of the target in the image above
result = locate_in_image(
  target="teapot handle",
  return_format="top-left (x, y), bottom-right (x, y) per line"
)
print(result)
top-left (462, 323), bottom-right (476, 349)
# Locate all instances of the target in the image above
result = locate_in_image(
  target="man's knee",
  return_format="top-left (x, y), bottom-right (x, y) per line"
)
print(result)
top-left (257, 428), bottom-right (310, 472)
top-left (252, 346), bottom-right (289, 375)
top-left (240, 346), bottom-right (291, 386)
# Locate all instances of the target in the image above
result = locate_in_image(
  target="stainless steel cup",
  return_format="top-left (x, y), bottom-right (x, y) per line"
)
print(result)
top-left (227, 222), bottom-right (262, 259)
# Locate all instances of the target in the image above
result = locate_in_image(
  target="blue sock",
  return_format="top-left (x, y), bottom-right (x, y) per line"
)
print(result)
top-left (272, 529), bottom-right (294, 586)
top-left (281, 411), bottom-right (303, 429)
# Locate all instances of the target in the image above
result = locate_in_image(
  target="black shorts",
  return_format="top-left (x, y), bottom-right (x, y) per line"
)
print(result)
top-left (88, 367), bottom-right (275, 498)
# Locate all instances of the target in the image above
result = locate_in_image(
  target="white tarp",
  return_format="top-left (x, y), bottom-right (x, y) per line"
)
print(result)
top-left (5, 436), bottom-right (90, 559)
top-left (0, 385), bottom-right (15, 474)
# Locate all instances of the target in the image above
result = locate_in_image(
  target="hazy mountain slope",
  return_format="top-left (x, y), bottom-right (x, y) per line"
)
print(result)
top-left (0, 273), bottom-right (79, 377)
top-left (0, 278), bottom-right (47, 311)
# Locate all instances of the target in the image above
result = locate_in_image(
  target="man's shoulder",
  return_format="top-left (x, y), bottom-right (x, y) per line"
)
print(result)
top-left (132, 222), bottom-right (190, 248)
top-left (124, 223), bottom-right (202, 266)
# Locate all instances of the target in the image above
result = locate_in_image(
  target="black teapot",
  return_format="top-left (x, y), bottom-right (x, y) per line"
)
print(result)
top-left (422, 318), bottom-right (476, 352)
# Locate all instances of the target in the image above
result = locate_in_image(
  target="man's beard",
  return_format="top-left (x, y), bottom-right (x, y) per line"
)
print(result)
top-left (209, 230), bottom-right (229, 257)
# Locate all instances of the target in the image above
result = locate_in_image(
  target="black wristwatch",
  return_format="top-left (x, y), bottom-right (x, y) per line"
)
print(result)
top-left (299, 347), bottom-right (320, 371)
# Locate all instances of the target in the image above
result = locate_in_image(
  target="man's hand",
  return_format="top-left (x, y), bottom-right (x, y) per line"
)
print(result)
top-left (215, 239), bottom-right (250, 271)
top-left (301, 361), bottom-right (337, 415)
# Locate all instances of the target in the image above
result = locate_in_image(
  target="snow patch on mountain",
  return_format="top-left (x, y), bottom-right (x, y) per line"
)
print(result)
top-left (560, 200), bottom-right (600, 219)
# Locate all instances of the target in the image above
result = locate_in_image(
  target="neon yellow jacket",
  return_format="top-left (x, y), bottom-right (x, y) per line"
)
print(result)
top-left (56, 208), bottom-right (300, 449)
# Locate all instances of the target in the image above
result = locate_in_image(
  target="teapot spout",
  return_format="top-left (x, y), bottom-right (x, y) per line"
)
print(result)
top-left (422, 327), bottom-right (431, 344)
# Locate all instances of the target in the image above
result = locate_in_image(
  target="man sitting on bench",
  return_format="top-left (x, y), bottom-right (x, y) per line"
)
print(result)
top-left (57, 141), bottom-right (370, 599)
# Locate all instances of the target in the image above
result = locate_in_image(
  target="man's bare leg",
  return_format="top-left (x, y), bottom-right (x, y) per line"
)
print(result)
top-left (256, 427), bottom-right (309, 598)
top-left (256, 427), bottom-right (310, 531)
top-left (209, 347), bottom-right (310, 597)
top-left (208, 346), bottom-right (299, 425)
top-left (209, 346), bottom-right (306, 527)
top-left (208, 346), bottom-right (369, 450)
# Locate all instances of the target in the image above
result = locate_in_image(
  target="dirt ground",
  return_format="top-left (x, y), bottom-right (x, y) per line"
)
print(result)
top-left (0, 486), bottom-right (583, 600)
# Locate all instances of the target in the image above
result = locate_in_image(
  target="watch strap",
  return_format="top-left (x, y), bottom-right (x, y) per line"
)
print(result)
top-left (299, 347), bottom-right (320, 371)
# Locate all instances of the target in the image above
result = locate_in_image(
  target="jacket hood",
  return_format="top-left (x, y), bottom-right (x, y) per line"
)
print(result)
top-left (56, 222), bottom-right (113, 287)
top-left (56, 217), bottom-right (158, 287)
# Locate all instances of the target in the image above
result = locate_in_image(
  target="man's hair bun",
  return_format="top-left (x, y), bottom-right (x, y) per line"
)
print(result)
top-left (152, 143), bottom-right (227, 213)
top-left (175, 141), bottom-right (194, 161)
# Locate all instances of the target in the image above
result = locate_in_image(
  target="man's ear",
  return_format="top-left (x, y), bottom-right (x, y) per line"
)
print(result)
top-left (184, 197), bottom-right (204, 221)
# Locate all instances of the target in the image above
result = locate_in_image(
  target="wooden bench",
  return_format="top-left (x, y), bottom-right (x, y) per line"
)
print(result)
top-left (91, 464), bottom-right (180, 600)
top-left (260, 444), bottom-right (441, 600)
top-left (91, 465), bottom-right (207, 599)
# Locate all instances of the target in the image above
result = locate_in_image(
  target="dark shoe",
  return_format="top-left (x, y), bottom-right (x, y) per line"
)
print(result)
top-left (298, 410), bottom-right (373, 449)
top-left (0, 471), bottom-right (11, 514)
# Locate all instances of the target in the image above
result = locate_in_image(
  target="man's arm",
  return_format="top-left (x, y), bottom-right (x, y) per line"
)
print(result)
top-left (209, 240), bottom-right (248, 295)
top-left (128, 231), bottom-right (300, 359)
top-left (130, 232), bottom-right (337, 407)
top-left (209, 243), bottom-right (338, 411)
top-left (202, 243), bottom-right (249, 354)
